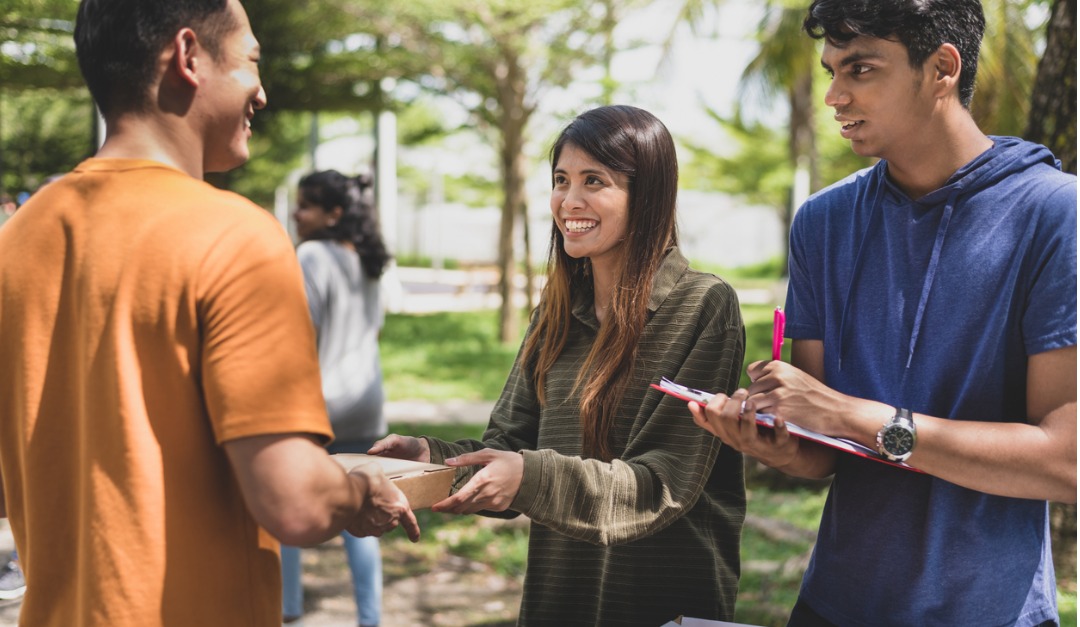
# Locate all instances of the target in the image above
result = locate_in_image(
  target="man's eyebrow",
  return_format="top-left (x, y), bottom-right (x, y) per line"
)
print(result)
top-left (821, 49), bottom-right (885, 71)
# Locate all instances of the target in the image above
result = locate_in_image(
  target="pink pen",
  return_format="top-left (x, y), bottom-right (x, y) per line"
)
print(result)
top-left (772, 306), bottom-right (785, 361)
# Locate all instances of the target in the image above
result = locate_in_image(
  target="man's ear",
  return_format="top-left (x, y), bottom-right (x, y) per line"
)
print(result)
top-left (169, 28), bottom-right (201, 89)
top-left (930, 43), bottom-right (962, 99)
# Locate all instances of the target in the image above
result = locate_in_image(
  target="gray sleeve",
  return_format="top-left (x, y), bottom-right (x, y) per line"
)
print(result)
top-left (296, 243), bottom-right (327, 334)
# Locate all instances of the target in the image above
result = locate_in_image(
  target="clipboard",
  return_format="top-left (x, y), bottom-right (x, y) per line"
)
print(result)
top-left (652, 377), bottom-right (923, 473)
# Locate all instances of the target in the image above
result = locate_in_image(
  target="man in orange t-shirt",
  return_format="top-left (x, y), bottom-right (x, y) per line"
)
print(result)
top-left (0, 1), bottom-right (421, 625)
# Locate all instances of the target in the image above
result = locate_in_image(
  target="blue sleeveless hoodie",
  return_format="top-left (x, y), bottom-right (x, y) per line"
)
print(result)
top-left (785, 136), bottom-right (1076, 626)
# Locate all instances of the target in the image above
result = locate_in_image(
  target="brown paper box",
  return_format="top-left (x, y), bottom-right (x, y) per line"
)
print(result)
top-left (331, 453), bottom-right (455, 510)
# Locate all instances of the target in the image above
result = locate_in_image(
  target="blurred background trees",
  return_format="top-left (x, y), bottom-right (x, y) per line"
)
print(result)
top-left (3, 0), bottom-right (1072, 282)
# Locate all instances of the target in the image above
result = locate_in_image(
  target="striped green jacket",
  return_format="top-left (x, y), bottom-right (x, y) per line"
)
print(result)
top-left (427, 248), bottom-right (746, 626)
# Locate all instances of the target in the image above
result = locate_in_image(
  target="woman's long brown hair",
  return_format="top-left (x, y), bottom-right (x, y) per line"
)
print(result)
top-left (523, 105), bottom-right (679, 462)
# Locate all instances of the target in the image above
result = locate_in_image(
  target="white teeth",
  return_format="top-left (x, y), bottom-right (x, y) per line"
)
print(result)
top-left (565, 219), bottom-right (597, 233)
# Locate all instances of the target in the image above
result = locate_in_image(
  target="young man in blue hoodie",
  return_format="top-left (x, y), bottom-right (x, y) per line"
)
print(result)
top-left (690, 1), bottom-right (1076, 625)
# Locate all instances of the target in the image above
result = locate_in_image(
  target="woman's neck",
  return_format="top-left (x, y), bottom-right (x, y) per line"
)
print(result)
top-left (590, 256), bottom-right (619, 325)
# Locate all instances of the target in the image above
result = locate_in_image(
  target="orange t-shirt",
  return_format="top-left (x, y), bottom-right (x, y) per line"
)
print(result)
top-left (0, 159), bottom-right (333, 626)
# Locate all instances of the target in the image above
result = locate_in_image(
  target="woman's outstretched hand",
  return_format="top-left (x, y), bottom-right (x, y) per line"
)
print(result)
top-left (431, 448), bottom-right (524, 515)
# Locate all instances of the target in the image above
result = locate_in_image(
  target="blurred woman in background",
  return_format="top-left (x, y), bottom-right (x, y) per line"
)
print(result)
top-left (285, 170), bottom-right (392, 627)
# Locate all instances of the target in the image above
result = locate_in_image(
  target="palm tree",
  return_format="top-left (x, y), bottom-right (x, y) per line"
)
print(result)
top-left (973, 0), bottom-right (1044, 135)
top-left (732, 1), bottom-right (821, 276)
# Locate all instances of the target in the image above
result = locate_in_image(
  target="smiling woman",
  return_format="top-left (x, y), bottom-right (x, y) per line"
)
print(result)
top-left (370, 105), bottom-right (748, 627)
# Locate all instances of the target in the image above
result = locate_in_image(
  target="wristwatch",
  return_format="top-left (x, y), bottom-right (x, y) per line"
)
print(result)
top-left (876, 407), bottom-right (916, 462)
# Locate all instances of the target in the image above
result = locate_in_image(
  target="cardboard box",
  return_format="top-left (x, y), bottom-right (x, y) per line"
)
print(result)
top-left (331, 453), bottom-right (455, 510)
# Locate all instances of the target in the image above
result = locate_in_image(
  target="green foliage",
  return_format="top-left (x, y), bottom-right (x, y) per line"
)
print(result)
top-left (679, 109), bottom-right (793, 209)
top-left (380, 311), bottom-right (522, 401)
top-left (0, 0), bottom-right (81, 92)
top-left (0, 89), bottom-right (93, 195)
top-left (224, 110), bottom-right (311, 208)
top-left (398, 161), bottom-right (501, 210)
top-left (974, 0), bottom-right (1046, 136)
top-left (396, 97), bottom-right (456, 146)
top-left (442, 172), bottom-right (501, 208)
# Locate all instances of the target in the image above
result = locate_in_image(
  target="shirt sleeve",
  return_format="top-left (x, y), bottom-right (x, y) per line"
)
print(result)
top-left (197, 211), bottom-right (331, 444)
top-left (785, 200), bottom-right (824, 341)
top-left (1022, 178), bottom-right (1077, 355)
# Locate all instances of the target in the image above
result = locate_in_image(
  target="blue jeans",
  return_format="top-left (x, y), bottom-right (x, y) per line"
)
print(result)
top-left (282, 439), bottom-right (383, 626)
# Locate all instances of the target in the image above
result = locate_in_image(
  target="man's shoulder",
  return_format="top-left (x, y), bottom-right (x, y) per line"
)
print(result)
top-left (1012, 161), bottom-right (1076, 198)
top-left (69, 158), bottom-right (270, 223)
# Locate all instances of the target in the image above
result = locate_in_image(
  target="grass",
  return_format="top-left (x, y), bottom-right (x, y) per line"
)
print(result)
top-left (1062, 592), bottom-right (1077, 627)
top-left (380, 311), bottom-right (522, 401)
top-left (734, 486), bottom-right (827, 627)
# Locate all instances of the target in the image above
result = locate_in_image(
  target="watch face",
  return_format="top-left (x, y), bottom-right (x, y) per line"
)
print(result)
top-left (883, 426), bottom-right (915, 455)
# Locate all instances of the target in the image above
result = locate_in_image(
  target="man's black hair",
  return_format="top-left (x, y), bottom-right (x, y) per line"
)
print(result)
top-left (803, 0), bottom-right (986, 108)
top-left (74, 0), bottom-right (237, 116)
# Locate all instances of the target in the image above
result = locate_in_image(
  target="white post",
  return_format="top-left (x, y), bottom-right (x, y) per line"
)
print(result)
top-left (792, 155), bottom-right (810, 218)
top-left (274, 184), bottom-right (293, 240)
top-left (375, 79), bottom-right (403, 312)
top-left (376, 111), bottom-right (397, 253)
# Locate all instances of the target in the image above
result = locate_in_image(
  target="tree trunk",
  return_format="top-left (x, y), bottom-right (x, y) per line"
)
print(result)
top-left (497, 136), bottom-right (529, 344)
top-left (789, 71), bottom-right (818, 192)
top-left (1023, 0), bottom-right (1077, 589)
top-left (1024, 0), bottom-right (1076, 174)
top-left (496, 142), bottom-right (519, 344)
top-left (522, 197), bottom-right (535, 313)
top-left (495, 52), bottom-right (530, 344)
top-left (784, 69), bottom-right (816, 276)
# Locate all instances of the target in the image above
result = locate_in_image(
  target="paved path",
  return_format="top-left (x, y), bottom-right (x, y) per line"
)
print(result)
top-left (385, 399), bottom-right (493, 425)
